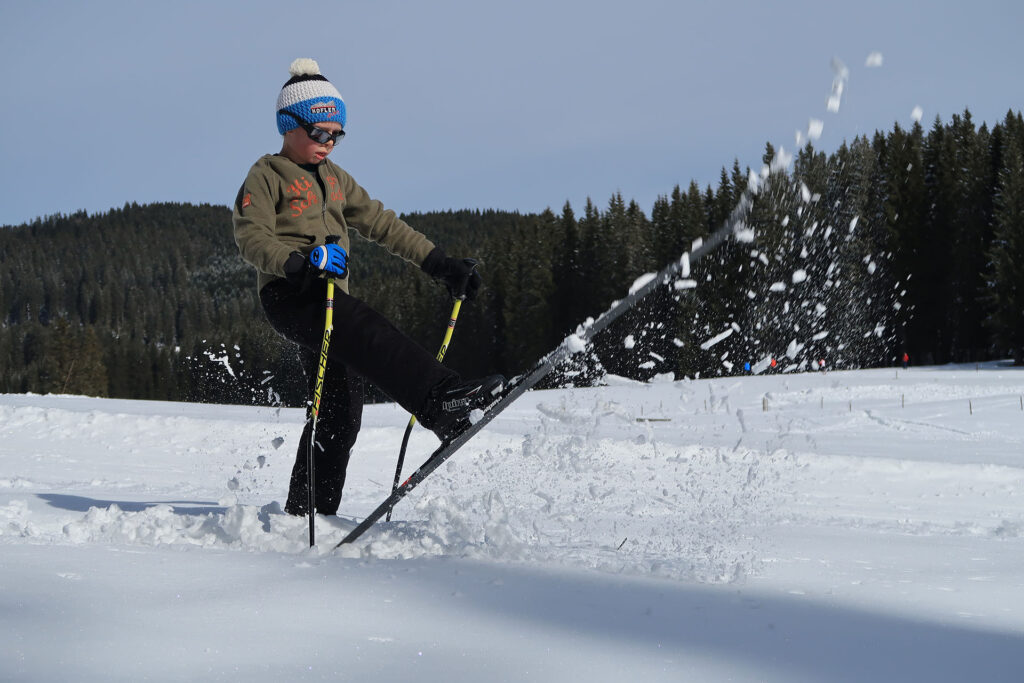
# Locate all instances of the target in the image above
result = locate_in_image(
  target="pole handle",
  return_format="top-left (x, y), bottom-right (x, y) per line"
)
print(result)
top-left (452, 258), bottom-right (479, 300)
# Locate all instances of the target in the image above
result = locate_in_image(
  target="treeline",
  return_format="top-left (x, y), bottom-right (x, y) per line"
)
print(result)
top-left (2, 108), bottom-right (1022, 406)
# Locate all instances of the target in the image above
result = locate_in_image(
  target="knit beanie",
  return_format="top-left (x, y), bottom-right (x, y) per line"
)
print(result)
top-left (275, 58), bottom-right (346, 135)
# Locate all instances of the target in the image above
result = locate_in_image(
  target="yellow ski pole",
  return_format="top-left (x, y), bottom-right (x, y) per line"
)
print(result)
top-left (306, 275), bottom-right (335, 547)
top-left (305, 233), bottom-right (349, 547)
top-left (385, 260), bottom-right (476, 522)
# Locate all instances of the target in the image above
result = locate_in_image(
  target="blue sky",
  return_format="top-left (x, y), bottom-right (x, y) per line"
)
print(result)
top-left (1, 0), bottom-right (1021, 227)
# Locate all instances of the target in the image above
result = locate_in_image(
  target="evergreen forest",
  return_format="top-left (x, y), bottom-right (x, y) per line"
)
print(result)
top-left (2, 109), bottom-right (1023, 407)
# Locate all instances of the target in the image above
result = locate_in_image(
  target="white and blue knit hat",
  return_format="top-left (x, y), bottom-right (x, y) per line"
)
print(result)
top-left (275, 58), bottom-right (346, 135)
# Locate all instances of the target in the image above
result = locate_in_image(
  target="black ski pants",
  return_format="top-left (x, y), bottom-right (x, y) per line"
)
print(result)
top-left (260, 278), bottom-right (456, 515)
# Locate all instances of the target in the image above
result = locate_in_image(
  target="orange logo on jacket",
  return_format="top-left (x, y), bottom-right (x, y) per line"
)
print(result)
top-left (325, 176), bottom-right (345, 202)
top-left (285, 175), bottom-right (343, 216)
top-left (286, 175), bottom-right (317, 217)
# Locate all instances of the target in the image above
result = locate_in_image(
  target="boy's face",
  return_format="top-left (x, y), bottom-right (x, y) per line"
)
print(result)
top-left (281, 121), bottom-right (342, 165)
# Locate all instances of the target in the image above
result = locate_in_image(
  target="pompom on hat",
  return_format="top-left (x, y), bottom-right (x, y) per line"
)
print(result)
top-left (276, 58), bottom-right (346, 134)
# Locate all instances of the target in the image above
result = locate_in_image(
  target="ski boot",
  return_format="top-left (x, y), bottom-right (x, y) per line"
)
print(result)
top-left (419, 374), bottom-right (505, 442)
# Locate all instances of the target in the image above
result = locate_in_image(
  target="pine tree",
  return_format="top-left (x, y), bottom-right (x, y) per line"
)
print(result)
top-left (985, 130), bottom-right (1024, 363)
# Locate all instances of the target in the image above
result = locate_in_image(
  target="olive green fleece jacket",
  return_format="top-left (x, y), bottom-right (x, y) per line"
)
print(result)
top-left (232, 154), bottom-right (436, 293)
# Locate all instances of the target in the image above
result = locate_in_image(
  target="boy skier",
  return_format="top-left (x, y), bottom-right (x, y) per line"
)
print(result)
top-left (233, 58), bottom-right (502, 517)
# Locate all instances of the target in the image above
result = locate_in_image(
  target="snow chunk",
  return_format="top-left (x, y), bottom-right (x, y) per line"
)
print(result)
top-left (786, 339), bottom-right (805, 360)
top-left (563, 334), bottom-right (587, 354)
top-left (673, 279), bottom-right (697, 290)
top-left (769, 282), bottom-right (786, 292)
top-left (826, 57), bottom-right (849, 112)
top-left (747, 169), bottom-right (761, 192)
top-left (204, 350), bottom-right (236, 378)
top-left (733, 223), bottom-right (755, 243)
top-left (628, 272), bottom-right (657, 295)
top-left (680, 252), bottom-right (691, 277)
top-left (911, 106), bottom-right (924, 122)
top-left (807, 119), bottom-right (824, 141)
top-left (700, 327), bottom-right (734, 350)
top-left (792, 269), bottom-right (807, 284)
top-left (865, 52), bottom-right (883, 67)
top-left (624, 335), bottom-right (636, 349)
top-left (771, 146), bottom-right (793, 171)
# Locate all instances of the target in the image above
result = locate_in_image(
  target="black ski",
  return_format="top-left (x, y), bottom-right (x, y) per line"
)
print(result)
top-left (334, 192), bottom-right (753, 548)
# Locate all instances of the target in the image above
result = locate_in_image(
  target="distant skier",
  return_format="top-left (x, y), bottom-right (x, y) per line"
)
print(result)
top-left (232, 58), bottom-right (503, 517)
top-left (902, 352), bottom-right (910, 370)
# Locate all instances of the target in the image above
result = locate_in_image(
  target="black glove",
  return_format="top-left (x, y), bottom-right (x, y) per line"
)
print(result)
top-left (283, 251), bottom-right (316, 291)
top-left (421, 247), bottom-right (482, 300)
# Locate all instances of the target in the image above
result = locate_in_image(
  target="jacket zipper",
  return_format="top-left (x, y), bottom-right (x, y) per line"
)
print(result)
top-left (315, 166), bottom-right (330, 238)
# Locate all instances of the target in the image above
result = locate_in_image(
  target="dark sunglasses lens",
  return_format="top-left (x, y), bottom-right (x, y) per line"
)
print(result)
top-left (307, 126), bottom-right (343, 144)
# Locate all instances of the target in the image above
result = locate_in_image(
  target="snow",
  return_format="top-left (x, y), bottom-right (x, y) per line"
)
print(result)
top-left (733, 224), bottom-right (756, 243)
top-left (807, 118), bottom-right (824, 141)
top-left (679, 251), bottom-right (691, 277)
top-left (700, 326), bottom-right (736, 350)
top-left (562, 332), bottom-right (587, 354)
top-left (912, 105), bottom-right (925, 122)
top-left (3, 365), bottom-right (1024, 680)
top-left (628, 272), bottom-right (657, 295)
top-left (865, 51), bottom-right (884, 67)
top-left (826, 57), bottom-right (849, 113)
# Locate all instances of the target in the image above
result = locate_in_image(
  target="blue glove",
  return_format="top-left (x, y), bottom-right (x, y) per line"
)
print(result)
top-left (309, 243), bottom-right (348, 279)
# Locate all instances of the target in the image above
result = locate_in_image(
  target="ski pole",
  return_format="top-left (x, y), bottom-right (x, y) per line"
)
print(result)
top-left (306, 237), bottom-right (341, 547)
top-left (385, 259), bottom-right (477, 522)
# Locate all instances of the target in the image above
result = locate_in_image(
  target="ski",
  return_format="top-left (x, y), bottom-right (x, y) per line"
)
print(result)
top-left (334, 191), bottom-right (753, 548)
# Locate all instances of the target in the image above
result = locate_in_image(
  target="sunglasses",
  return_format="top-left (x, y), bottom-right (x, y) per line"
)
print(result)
top-left (281, 111), bottom-right (346, 144)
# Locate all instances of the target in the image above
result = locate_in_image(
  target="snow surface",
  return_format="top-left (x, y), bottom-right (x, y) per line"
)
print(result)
top-left (3, 364), bottom-right (1024, 681)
